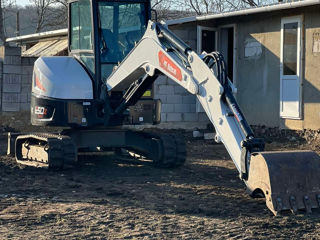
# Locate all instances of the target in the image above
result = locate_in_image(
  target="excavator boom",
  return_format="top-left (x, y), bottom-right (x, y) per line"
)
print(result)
top-left (106, 21), bottom-right (320, 215)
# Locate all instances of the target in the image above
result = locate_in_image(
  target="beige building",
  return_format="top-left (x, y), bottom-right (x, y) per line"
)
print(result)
top-left (167, 0), bottom-right (320, 130)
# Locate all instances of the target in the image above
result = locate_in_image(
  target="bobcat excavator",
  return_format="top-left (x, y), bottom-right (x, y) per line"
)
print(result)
top-left (8, 0), bottom-right (320, 215)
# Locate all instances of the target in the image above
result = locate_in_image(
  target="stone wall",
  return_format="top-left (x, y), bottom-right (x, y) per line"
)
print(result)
top-left (0, 46), bottom-right (36, 112)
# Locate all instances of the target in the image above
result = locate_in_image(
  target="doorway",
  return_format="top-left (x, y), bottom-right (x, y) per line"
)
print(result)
top-left (197, 26), bottom-right (217, 54)
top-left (219, 26), bottom-right (235, 82)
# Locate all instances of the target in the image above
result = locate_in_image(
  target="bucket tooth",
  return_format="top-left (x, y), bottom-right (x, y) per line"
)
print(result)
top-left (276, 198), bottom-right (283, 212)
top-left (289, 196), bottom-right (297, 214)
top-left (304, 196), bottom-right (312, 214)
top-left (246, 151), bottom-right (320, 215)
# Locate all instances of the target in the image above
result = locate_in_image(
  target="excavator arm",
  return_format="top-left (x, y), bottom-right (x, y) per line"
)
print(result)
top-left (106, 21), bottom-right (320, 215)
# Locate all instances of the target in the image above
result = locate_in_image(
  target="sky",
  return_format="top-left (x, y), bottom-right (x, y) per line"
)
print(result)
top-left (17, 0), bottom-right (30, 6)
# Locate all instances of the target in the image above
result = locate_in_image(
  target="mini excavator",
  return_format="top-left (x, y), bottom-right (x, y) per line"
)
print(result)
top-left (8, 0), bottom-right (320, 215)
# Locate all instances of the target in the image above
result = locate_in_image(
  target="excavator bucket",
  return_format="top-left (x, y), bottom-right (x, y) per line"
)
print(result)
top-left (246, 151), bottom-right (320, 215)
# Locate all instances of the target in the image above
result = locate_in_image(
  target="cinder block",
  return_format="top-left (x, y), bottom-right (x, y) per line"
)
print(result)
top-left (204, 133), bottom-right (215, 140)
top-left (199, 112), bottom-right (209, 122)
top-left (5, 47), bottom-right (21, 56)
top-left (21, 57), bottom-right (37, 66)
top-left (22, 75), bottom-right (32, 84)
top-left (154, 94), bottom-right (167, 103)
top-left (155, 75), bottom-right (167, 85)
top-left (182, 95), bottom-right (196, 104)
top-left (183, 113), bottom-right (198, 122)
top-left (167, 95), bottom-right (182, 104)
top-left (21, 84), bottom-right (32, 94)
top-left (167, 113), bottom-right (182, 122)
top-left (3, 74), bottom-right (21, 84)
top-left (2, 102), bottom-right (20, 112)
top-left (167, 78), bottom-right (179, 86)
top-left (21, 66), bottom-right (34, 75)
top-left (190, 104), bottom-right (196, 112)
top-left (174, 103), bottom-right (190, 113)
top-left (3, 65), bottom-right (21, 74)
top-left (21, 57), bottom-right (30, 65)
top-left (29, 57), bottom-right (38, 65)
top-left (4, 56), bottom-right (21, 65)
top-left (2, 93), bottom-right (20, 103)
top-left (158, 85), bottom-right (174, 95)
top-left (3, 84), bottom-right (21, 93)
top-left (161, 104), bottom-right (174, 113)
top-left (20, 102), bottom-right (31, 111)
top-left (160, 113), bottom-right (167, 122)
top-left (20, 93), bottom-right (28, 103)
top-left (174, 85), bottom-right (188, 95)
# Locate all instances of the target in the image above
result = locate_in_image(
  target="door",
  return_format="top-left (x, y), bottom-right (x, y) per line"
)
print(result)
top-left (197, 26), bottom-right (217, 112)
top-left (219, 27), bottom-right (235, 82)
top-left (197, 26), bottom-right (217, 54)
top-left (280, 16), bottom-right (302, 119)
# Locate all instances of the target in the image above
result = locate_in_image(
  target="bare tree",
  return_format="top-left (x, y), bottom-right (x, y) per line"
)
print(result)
top-left (29, 0), bottom-right (67, 33)
top-left (0, 0), bottom-right (5, 43)
top-left (29, 0), bottom-right (54, 33)
top-left (0, 0), bottom-right (16, 44)
top-left (46, 0), bottom-right (68, 29)
top-left (181, 0), bottom-right (277, 15)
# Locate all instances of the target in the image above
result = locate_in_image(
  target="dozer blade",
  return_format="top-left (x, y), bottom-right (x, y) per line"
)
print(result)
top-left (246, 151), bottom-right (320, 215)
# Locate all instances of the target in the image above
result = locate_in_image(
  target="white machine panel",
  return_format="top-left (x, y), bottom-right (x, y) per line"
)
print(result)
top-left (32, 56), bottom-right (93, 100)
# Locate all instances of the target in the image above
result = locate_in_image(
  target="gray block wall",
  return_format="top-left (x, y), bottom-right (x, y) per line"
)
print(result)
top-left (0, 46), bottom-right (36, 112)
top-left (154, 75), bottom-right (209, 126)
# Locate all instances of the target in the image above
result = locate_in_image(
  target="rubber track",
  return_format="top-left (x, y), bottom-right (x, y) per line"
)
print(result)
top-left (155, 133), bottom-right (186, 168)
top-left (16, 133), bottom-right (77, 169)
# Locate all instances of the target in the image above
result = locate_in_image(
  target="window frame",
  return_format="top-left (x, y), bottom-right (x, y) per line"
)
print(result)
top-left (68, 0), bottom-right (95, 54)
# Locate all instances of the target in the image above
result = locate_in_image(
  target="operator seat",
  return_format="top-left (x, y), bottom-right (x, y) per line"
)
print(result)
top-left (100, 29), bottom-right (119, 62)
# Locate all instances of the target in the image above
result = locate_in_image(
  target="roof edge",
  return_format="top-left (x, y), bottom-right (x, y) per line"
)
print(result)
top-left (6, 28), bottom-right (68, 43)
top-left (167, 0), bottom-right (320, 25)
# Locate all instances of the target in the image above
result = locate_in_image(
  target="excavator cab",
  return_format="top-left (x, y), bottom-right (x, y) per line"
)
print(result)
top-left (68, 0), bottom-right (150, 99)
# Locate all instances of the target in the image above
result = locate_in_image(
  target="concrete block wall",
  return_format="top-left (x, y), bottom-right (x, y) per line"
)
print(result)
top-left (154, 75), bottom-right (210, 127)
top-left (0, 46), bottom-right (36, 112)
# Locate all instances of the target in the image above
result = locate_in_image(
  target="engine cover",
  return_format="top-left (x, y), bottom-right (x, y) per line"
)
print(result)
top-left (31, 56), bottom-right (94, 127)
top-left (32, 56), bottom-right (93, 100)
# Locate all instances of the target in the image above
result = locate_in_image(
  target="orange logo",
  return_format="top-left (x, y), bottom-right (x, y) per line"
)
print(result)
top-left (35, 74), bottom-right (46, 92)
top-left (158, 51), bottom-right (182, 81)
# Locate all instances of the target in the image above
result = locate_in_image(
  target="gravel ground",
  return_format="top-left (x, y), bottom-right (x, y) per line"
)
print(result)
top-left (0, 133), bottom-right (320, 239)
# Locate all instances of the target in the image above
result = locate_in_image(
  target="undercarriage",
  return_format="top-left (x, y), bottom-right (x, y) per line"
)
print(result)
top-left (9, 129), bottom-right (186, 169)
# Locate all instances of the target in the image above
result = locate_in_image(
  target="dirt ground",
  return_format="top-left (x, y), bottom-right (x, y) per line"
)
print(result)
top-left (0, 130), bottom-right (320, 239)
